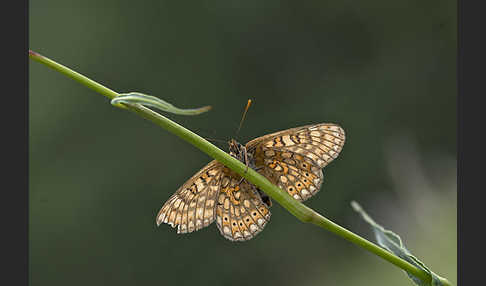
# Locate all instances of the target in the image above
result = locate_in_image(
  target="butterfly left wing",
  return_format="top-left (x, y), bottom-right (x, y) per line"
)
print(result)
top-left (156, 160), bottom-right (224, 234)
top-left (215, 168), bottom-right (271, 241)
top-left (246, 123), bottom-right (345, 202)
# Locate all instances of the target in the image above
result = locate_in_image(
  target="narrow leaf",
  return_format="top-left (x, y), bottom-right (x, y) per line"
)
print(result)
top-left (111, 92), bottom-right (211, 115)
top-left (351, 201), bottom-right (443, 286)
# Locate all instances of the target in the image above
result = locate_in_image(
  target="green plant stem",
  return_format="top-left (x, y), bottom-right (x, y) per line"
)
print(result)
top-left (29, 50), bottom-right (119, 100)
top-left (29, 50), bottom-right (451, 286)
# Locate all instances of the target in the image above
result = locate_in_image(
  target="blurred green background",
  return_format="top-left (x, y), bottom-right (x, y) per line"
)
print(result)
top-left (29, 1), bottom-right (456, 286)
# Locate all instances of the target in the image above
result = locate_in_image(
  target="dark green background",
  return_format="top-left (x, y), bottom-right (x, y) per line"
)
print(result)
top-left (29, 1), bottom-right (456, 285)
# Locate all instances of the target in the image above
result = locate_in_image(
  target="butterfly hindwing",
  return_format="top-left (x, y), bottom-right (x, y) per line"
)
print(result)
top-left (215, 168), bottom-right (271, 241)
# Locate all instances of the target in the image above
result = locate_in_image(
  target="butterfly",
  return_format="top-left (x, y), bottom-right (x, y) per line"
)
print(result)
top-left (156, 123), bottom-right (345, 241)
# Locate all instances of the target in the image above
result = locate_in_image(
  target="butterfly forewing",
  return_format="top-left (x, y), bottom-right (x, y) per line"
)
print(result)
top-left (247, 123), bottom-right (345, 202)
top-left (156, 160), bottom-right (223, 234)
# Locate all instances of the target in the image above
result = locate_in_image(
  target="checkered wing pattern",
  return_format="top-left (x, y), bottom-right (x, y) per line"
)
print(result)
top-left (215, 169), bottom-right (271, 241)
top-left (247, 123), bottom-right (345, 202)
top-left (156, 160), bottom-right (223, 234)
top-left (156, 123), bottom-right (345, 242)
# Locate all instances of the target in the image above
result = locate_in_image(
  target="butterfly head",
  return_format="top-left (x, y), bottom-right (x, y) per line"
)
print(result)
top-left (228, 139), bottom-right (244, 158)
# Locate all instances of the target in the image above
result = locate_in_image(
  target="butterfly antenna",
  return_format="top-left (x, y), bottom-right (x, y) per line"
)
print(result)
top-left (204, 137), bottom-right (227, 144)
top-left (236, 99), bottom-right (252, 136)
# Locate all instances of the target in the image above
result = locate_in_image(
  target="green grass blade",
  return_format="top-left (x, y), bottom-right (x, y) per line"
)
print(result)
top-left (351, 201), bottom-right (445, 286)
top-left (111, 92), bottom-right (212, 115)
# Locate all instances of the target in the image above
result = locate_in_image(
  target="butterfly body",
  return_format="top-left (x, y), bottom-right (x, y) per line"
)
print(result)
top-left (156, 123), bottom-right (345, 241)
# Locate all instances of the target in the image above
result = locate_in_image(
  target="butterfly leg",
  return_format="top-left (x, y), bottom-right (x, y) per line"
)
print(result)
top-left (243, 146), bottom-right (250, 174)
top-left (237, 146), bottom-right (251, 185)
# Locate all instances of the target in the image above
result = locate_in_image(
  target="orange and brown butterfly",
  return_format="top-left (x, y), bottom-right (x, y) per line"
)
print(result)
top-left (156, 103), bottom-right (345, 241)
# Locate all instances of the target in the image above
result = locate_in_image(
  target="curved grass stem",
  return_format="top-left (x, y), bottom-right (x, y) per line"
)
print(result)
top-left (29, 50), bottom-right (451, 286)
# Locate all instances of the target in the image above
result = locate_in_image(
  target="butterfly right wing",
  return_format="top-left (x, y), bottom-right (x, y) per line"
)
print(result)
top-left (156, 160), bottom-right (224, 234)
top-left (246, 123), bottom-right (345, 202)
